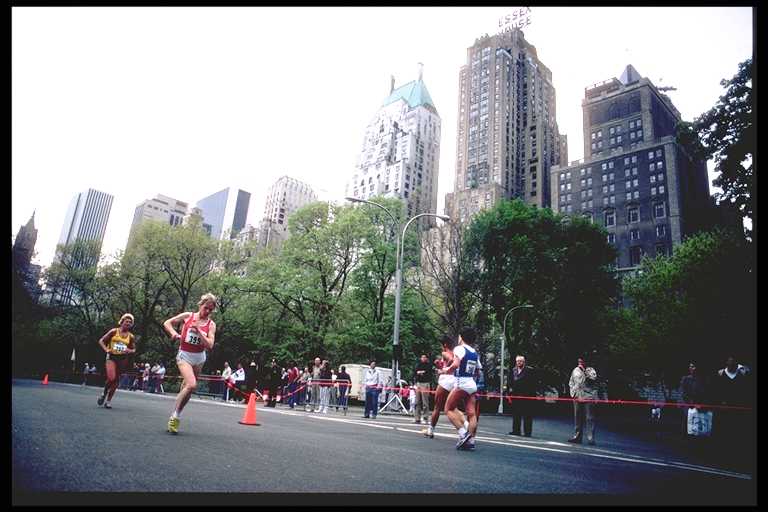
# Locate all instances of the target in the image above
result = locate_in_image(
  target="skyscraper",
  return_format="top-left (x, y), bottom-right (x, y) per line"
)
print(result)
top-left (195, 187), bottom-right (251, 240)
top-left (50, 188), bottom-right (114, 304)
top-left (12, 211), bottom-right (42, 301)
top-left (258, 175), bottom-right (317, 249)
top-left (550, 65), bottom-right (711, 271)
top-left (125, 194), bottom-right (189, 250)
top-left (446, 28), bottom-right (567, 224)
top-left (346, 64), bottom-right (441, 225)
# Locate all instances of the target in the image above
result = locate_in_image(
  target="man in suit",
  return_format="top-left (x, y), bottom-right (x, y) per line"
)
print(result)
top-left (509, 355), bottom-right (537, 437)
top-left (568, 355), bottom-right (598, 445)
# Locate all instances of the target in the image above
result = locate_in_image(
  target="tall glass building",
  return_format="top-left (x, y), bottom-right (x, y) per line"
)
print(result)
top-left (195, 187), bottom-right (251, 240)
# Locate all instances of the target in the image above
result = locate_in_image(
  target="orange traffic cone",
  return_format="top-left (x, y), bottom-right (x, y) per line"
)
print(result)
top-left (42, 374), bottom-right (49, 385)
top-left (238, 392), bottom-right (260, 426)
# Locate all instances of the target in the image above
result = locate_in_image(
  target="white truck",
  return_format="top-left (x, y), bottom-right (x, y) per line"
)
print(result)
top-left (341, 363), bottom-right (394, 401)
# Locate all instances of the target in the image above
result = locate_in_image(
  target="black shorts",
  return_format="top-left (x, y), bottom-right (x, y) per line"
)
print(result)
top-left (105, 353), bottom-right (131, 371)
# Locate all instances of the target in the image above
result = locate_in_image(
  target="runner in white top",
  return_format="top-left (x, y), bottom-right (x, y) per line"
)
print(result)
top-left (441, 326), bottom-right (482, 450)
top-left (426, 335), bottom-right (459, 439)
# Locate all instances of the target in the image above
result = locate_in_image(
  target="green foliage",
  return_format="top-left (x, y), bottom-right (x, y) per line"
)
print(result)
top-left (465, 199), bottom-right (618, 384)
top-left (693, 58), bottom-right (754, 235)
top-left (622, 228), bottom-right (755, 382)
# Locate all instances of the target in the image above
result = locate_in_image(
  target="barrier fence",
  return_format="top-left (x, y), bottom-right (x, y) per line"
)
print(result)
top-left (73, 371), bottom-right (752, 412)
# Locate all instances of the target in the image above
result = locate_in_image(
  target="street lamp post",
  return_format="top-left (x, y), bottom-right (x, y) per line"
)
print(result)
top-left (345, 197), bottom-right (449, 399)
top-left (498, 304), bottom-right (534, 415)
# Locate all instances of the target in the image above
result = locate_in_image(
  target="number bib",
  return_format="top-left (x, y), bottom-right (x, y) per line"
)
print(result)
top-left (112, 342), bottom-right (127, 354)
top-left (465, 359), bottom-right (478, 375)
top-left (185, 329), bottom-right (201, 346)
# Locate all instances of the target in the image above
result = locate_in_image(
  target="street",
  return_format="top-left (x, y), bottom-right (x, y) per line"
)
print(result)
top-left (12, 379), bottom-right (755, 505)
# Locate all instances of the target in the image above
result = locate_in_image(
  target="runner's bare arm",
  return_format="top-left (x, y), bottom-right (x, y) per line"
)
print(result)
top-left (163, 312), bottom-right (191, 340)
top-left (98, 328), bottom-right (117, 353)
top-left (196, 321), bottom-right (216, 350)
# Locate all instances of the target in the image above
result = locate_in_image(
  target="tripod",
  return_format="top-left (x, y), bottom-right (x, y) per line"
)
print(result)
top-left (379, 388), bottom-right (409, 415)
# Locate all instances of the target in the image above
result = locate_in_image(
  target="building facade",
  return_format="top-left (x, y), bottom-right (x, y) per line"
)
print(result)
top-left (50, 188), bottom-right (114, 304)
top-left (346, 64), bottom-right (441, 226)
top-left (126, 194), bottom-right (189, 249)
top-left (195, 187), bottom-right (251, 240)
top-left (447, 28), bottom-right (567, 225)
top-left (550, 65), bottom-right (711, 270)
top-left (13, 211), bottom-right (42, 301)
top-left (259, 176), bottom-right (317, 249)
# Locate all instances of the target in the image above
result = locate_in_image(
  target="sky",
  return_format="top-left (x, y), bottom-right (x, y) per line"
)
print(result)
top-left (12, 6), bottom-right (753, 268)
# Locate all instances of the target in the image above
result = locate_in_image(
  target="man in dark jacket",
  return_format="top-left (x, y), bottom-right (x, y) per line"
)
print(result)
top-left (509, 355), bottom-right (538, 437)
top-left (412, 354), bottom-right (434, 424)
top-left (714, 356), bottom-right (752, 445)
top-left (265, 359), bottom-right (282, 407)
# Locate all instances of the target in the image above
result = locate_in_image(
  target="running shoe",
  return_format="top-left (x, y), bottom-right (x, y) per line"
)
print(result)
top-left (456, 431), bottom-right (471, 449)
top-left (167, 417), bottom-right (180, 434)
top-left (464, 438), bottom-right (476, 451)
top-left (97, 394), bottom-right (105, 406)
top-left (104, 402), bottom-right (112, 409)
top-left (425, 426), bottom-right (434, 438)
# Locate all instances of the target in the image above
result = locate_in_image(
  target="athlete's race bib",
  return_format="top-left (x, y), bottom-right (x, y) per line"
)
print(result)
top-left (185, 328), bottom-right (201, 346)
top-left (465, 359), bottom-right (478, 375)
top-left (112, 342), bottom-right (127, 354)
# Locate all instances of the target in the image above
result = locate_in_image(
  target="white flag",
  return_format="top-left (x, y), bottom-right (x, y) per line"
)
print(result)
top-left (70, 347), bottom-right (76, 362)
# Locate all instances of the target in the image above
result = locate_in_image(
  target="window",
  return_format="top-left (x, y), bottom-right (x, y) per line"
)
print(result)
top-left (609, 172), bottom-right (614, 181)
top-left (633, 190), bottom-right (640, 199)
top-left (632, 156), bottom-right (638, 163)
top-left (633, 178), bottom-right (639, 188)
top-left (566, 204), bottom-right (572, 213)
top-left (567, 183), bottom-right (572, 191)
top-left (637, 119), bottom-right (642, 127)
top-left (617, 135), bottom-right (622, 143)
top-left (591, 142), bottom-right (597, 150)
top-left (607, 233), bottom-right (615, 244)
top-left (566, 171), bottom-right (571, 179)
top-left (586, 167), bottom-right (592, 175)
top-left (626, 192), bottom-right (632, 201)
top-left (654, 203), bottom-right (666, 218)
top-left (560, 183), bottom-right (566, 191)
top-left (658, 173), bottom-right (664, 182)
top-left (603, 196), bottom-right (609, 206)
top-left (649, 163), bottom-right (656, 172)
top-left (591, 132), bottom-right (596, 140)
top-left (625, 169), bottom-right (631, 177)
top-left (656, 244), bottom-right (667, 257)
top-left (624, 157), bottom-right (630, 166)
top-left (632, 167), bottom-right (638, 176)
top-left (648, 151), bottom-right (655, 160)
top-left (630, 246), bottom-right (644, 266)
top-left (658, 185), bottom-right (665, 194)
top-left (560, 173), bottom-right (565, 181)
top-left (602, 174), bottom-right (608, 183)
top-left (608, 161), bottom-right (614, 169)
top-left (657, 160), bottom-right (663, 169)
top-left (630, 229), bottom-right (640, 241)
top-left (605, 211), bottom-right (615, 227)
top-left (588, 189), bottom-right (593, 197)
top-left (656, 149), bottom-right (662, 158)
top-left (629, 120), bottom-right (635, 129)
top-left (581, 179), bottom-right (586, 187)
top-left (567, 193), bottom-right (572, 201)
top-left (610, 137), bottom-right (615, 144)
top-left (609, 184), bottom-right (615, 192)
top-left (628, 206), bottom-right (640, 223)
top-left (610, 195), bottom-right (615, 205)
top-left (656, 224), bottom-right (666, 238)
top-left (601, 163), bottom-right (607, 171)
top-left (597, 130), bottom-right (602, 138)
top-left (630, 132), bottom-right (636, 140)
top-left (587, 177), bottom-right (593, 186)
top-left (650, 175), bottom-right (656, 183)
top-left (560, 195), bottom-right (566, 204)
top-left (651, 187), bottom-right (657, 196)
top-left (637, 130), bottom-right (643, 138)
top-left (580, 168), bottom-right (585, 176)
top-left (587, 199), bottom-right (593, 208)
top-left (609, 127), bottom-right (615, 135)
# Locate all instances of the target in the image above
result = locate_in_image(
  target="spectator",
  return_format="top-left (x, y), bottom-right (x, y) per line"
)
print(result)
top-left (232, 363), bottom-right (246, 402)
top-left (408, 386), bottom-right (416, 415)
top-left (154, 362), bottom-right (166, 394)
top-left (336, 366), bottom-right (351, 412)
top-left (307, 357), bottom-right (322, 412)
top-left (150, 363), bottom-right (160, 393)
top-left (362, 360), bottom-right (383, 419)
top-left (221, 362), bottom-right (232, 401)
top-left (284, 361), bottom-right (299, 409)
top-left (330, 369), bottom-right (338, 409)
top-left (247, 361), bottom-right (259, 400)
top-left (130, 362), bottom-right (142, 391)
top-left (119, 365), bottom-right (131, 390)
top-left (265, 360), bottom-right (282, 408)
top-left (714, 356), bottom-right (752, 446)
top-left (142, 363), bottom-right (151, 392)
top-left (298, 367), bottom-right (310, 407)
top-left (413, 354), bottom-right (434, 424)
top-left (509, 355), bottom-right (537, 437)
top-left (80, 362), bottom-right (90, 387)
top-left (318, 360), bottom-right (332, 414)
top-left (475, 366), bottom-right (486, 422)
top-left (568, 355), bottom-right (598, 445)
top-left (679, 362), bottom-right (705, 436)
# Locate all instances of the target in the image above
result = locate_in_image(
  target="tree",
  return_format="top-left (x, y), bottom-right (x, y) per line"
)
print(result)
top-left (693, 58), bottom-right (754, 237)
top-left (465, 199), bottom-right (618, 386)
top-left (622, 228), bottom-right (755, 389)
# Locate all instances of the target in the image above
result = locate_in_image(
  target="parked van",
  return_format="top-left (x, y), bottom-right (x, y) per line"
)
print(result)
top-left (341, 363), bottom-right (393, 401)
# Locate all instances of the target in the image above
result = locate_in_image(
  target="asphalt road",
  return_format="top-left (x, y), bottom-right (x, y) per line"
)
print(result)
top-left (12, 379), bottom-right (755, 505)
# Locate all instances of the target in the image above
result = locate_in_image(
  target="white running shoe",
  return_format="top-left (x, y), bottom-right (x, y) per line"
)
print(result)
top-left (456, 431), bottom-right (471, 449)
top-left (426, 426), bottom-right (434, 439)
